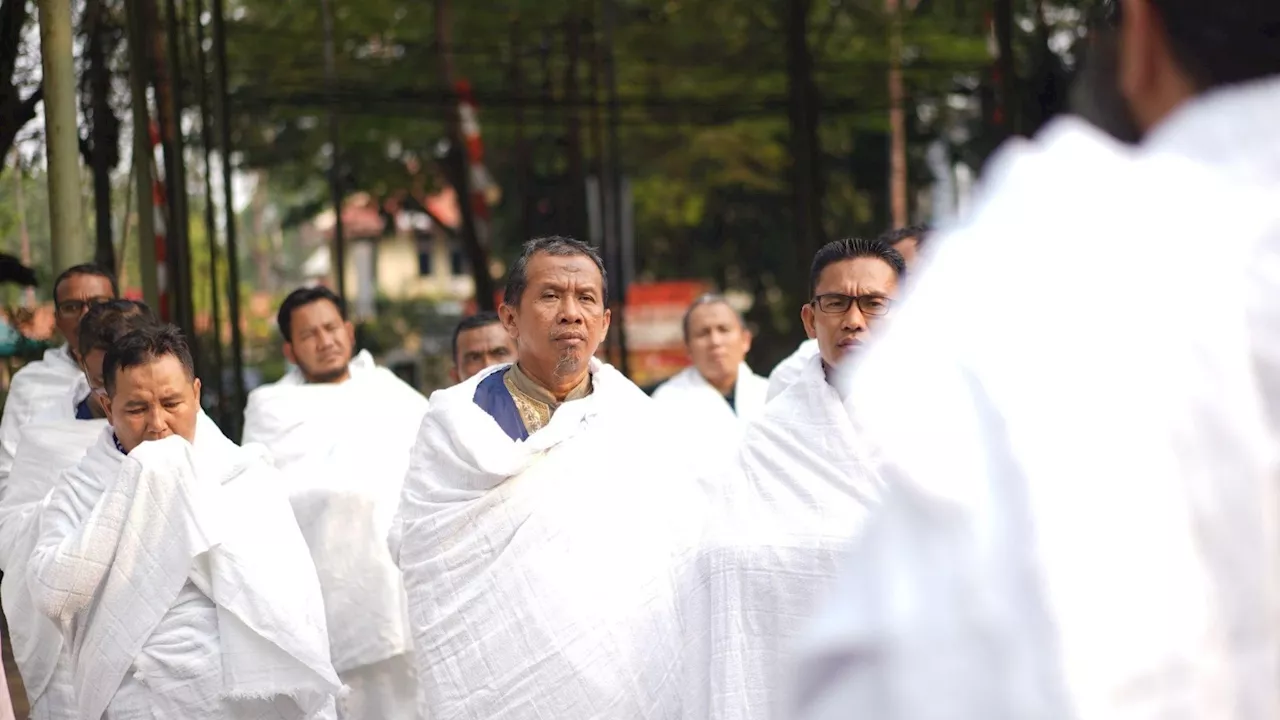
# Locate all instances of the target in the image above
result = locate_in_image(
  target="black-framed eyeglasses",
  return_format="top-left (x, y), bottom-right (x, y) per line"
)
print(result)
top-left (811, 293), bottom-right (892, 317)
top-left (56, 297), bottom-right (111, 318)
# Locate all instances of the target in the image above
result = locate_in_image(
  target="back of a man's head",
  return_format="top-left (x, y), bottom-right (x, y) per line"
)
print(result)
top-left (1074, 0), bottom-right (1280, 140)
top-left (78, 300), bottom-right (158, 357)
top-left (1151, 0), bottom-right (1280, 90)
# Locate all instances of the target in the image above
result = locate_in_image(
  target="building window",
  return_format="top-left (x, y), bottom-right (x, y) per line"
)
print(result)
top-left (417, 233), bottom-right (433, 276)
top-left (449, 241), bottom-right (468, 277)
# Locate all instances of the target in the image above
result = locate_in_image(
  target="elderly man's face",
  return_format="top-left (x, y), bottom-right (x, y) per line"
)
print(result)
top-left (104, 354), bottom-right (201, 454)
top-left (686, 302), bottom-right (750, 393)
top-left (284, 299), bottom-right (354, 384)
top-left (55, 274), bottom-right (115, 357)
top-left (801, 257), bottom-right (899, 369)
top-left (453, 322), bottom-right (516, 383)
top-left (500, 252), bottom-right (611, 391)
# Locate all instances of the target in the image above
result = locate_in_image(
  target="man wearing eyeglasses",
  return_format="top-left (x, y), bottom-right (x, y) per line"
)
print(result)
top-left (0, 264), bottom-right (117, 484)
top-left (691, 237), bottom-right (904, 718)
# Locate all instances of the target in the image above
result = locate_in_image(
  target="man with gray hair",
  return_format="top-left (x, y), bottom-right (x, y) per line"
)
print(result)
top-left (393, 236), bottom-right (704, 720)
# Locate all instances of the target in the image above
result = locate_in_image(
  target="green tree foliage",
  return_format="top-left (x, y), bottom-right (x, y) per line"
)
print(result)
top-left (217, 0), bottom-right (1092, 365)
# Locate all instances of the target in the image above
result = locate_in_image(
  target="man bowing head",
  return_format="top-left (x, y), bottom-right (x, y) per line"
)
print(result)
top-left (394, 236), bottom-right (704, 720)
top-left (29, 325), bottom-right (341, 720)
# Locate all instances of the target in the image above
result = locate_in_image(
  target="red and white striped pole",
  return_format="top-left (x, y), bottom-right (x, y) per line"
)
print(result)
top-left (455, 79), bottom-right (494, 223)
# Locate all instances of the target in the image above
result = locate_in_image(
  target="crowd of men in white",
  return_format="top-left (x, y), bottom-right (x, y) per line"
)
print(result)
top-left (2, 0), bottom-right (1280, 717)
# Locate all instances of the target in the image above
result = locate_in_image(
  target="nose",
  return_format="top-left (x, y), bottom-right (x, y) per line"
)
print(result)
top-left (558, 295), bottom-right (585, 324)
top-left (841, 306), bottom-right (868, 333)
top-left (146, 405), bottom-right (169, 434)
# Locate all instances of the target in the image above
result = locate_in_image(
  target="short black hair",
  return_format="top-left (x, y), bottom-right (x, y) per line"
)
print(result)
top-left (452, 311), bottom-right (502, 363)
top-left (681, 293), bottom-right (745, 343)
top-left (810, 238), bottom-right (906, 296)
top-left (103, 324), bottom-right (196, 397)
top-left (1150, 0), bottom-right (1280, 90)
top-left (277, 286), bottom-right (347, 343)
top-left (78, 300), bottom-right (158, 355)
top-left (876, 224), bottom-right (932, 248)
top-left (53, 263), bottom-right (119, 303)
top-left (503, 236), bottom-right (608, 307)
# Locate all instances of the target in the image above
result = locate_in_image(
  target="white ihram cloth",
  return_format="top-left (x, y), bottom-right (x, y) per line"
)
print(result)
top-left (652, 364), bottom-right (768, 475)
top-left (393, 360), bottom-right (706, 720)
top-left (264, 348), bottom-right (377, 390)
top-left (0, 345), bottom-right (82, 481)
top-left (28, 420), bottom-right (342, 720)
top-left (243, 353), bottom-right (428, 719)
top-left (793, 110), bottom-right (1280, 718)
top-left (765, 339), bottom-right (819, 402)
top-left (0, 419), bottom-right (106, 719)
top-left (30, 373), bottom-right (92, 424)
top-left (682, 353), bottom-right (881, 720)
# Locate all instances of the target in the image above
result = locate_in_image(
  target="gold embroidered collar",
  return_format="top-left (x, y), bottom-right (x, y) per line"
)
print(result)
top-left (503, 363), bottom-right (593, 435)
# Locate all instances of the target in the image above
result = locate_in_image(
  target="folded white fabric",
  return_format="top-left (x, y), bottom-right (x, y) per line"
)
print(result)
top-left (244, 354), bottom-right (428, 674)
top-left (653, 363), bottom-right (768, 478)
top-left (0, 418), bottom-right (105, 711)
top-left (394, 360), bottom-right (706, 720)
top-left (28, 421), bottom-right (341, 720)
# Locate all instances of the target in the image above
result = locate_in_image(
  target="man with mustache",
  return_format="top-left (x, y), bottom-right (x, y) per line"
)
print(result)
top-left (394, 236), bottom-right (704, 719)
top-left (244, 286), bottom-right (428, 720)
top-left (794, 0), bottom-right (1280, 717)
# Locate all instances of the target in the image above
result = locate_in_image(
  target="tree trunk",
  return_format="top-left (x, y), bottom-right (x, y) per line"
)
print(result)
top-left (992, 0), bottom-right (1018, 138)
top-left (436, 0), bottom-right (496, 311)
top-left (886, 0), bottom-right (908, 227)
top-left (785, 0), bottom-right (824, 293)
top-left (87, 0), bottom-right (115, 269)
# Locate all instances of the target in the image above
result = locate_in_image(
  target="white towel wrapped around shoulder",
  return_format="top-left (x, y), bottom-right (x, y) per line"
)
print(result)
top-left (0, 418), bottom-right (105, 710)
top-left (394, 360), bottom-right (707, 720)
top-left (29, 422), bottom-right (341, 720)
top-left (243, 355), bottom-right (428, 673)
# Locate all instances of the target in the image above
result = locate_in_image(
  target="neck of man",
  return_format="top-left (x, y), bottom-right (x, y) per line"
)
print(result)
top-left (515, 361), bottom-right (588, 403)
top-left (305, 367), bottom-right (351, 385)
top-left (705, 367), bottom-right (738, 397)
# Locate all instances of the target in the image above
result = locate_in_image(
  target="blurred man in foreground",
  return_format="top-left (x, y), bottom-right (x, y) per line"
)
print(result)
top-left (394, 236), bottom-right (703, 719)
top-left (244, 286), bottom-right (428, 720)
top-left (0, 264), bottom-right (118, 480)
top-left (795, 0), bottom-right (1280, 717)
top-left (653, 294), bottom-right (767, 470)
top-left (450, 311), bottom-right (515, 384)
top-left (28, 325), bottom-right (340, 719)
top-left (0, 300), bottom-right (157, 720)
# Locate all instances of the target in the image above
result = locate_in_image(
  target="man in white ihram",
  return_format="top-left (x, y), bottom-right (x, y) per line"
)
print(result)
top-left (652, 294), bottom-right (767, 471)
top-left (394, 236), bottom-right (703, 720)
top-left (243, 286), bottom-right (428, 719)
top-left (765, 226), bottom-right (926, 401)
top-left (0, 301), bottom-right (157, 720)
top-left (793, 0), bottom-right (1280, 717)
top-left (0, 264), bottom-right (117, 480)
top-left (28, 324), bottom-right (341, 719)
top-left (681, 238), bottom-right (901, 720)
